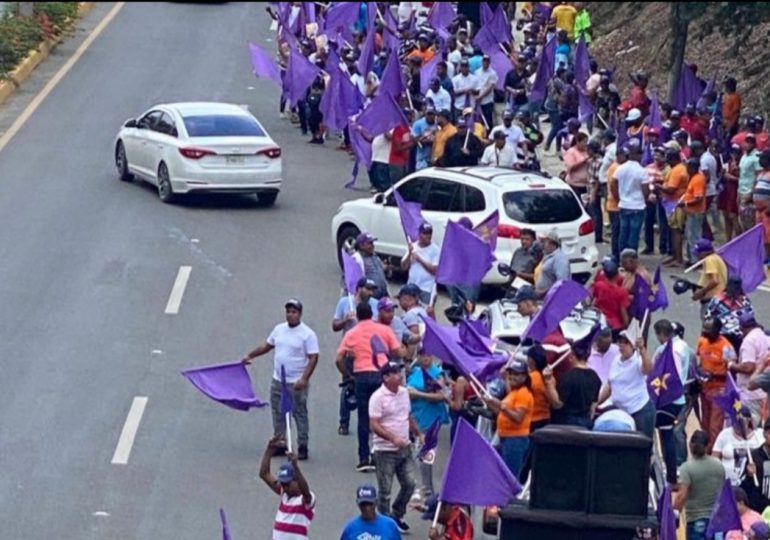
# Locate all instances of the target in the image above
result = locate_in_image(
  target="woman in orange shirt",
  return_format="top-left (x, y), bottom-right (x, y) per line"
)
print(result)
top-left (484, 359), bottom-right (534, 480)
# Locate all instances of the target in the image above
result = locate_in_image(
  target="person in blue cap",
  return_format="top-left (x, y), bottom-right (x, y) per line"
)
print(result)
top-left (339, 485), bottom-right (401, 540)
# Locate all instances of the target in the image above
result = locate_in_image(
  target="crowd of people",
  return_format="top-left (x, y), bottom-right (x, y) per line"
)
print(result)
top-left (243, 2), bottom-right (770, 539)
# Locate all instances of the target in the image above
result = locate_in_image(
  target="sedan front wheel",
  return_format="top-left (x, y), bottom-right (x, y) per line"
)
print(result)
top-left (157, 162), bottom-right (176, 204)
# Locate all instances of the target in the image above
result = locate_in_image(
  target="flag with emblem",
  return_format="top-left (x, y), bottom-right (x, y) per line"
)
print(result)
top-left (714, 372), bottom-right (744, 428)
top-left (473, 210), bottom-right (499, 250)
top-left (646, 339), bottom-right (684, 408)
top-left (705, 479), bottom-right (743, 539)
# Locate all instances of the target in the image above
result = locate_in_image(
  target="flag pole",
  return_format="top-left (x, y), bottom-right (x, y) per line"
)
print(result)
top-left (431, 500), bottom-right (443, 528)
top-left (683, 259), bottom-right (704, 274)
top-left (285, 411), bottom-right (293, 454)
top-left (463, 128), bottom-right (471, 149)
top-left (548, 349), bottom-right (572, 370)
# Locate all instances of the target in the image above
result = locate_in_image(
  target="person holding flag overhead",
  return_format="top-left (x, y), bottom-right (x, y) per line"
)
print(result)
top-left (242, 299), bottom-right (319, 460)
top-left (400, 222), bottom-right (439, 307)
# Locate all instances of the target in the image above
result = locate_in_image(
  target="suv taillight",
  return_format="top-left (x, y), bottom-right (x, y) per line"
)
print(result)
top-left (179, 147), bottom-right (216, 159)
top-left (579, 218), bottom-right (595, 236)
top-left (257, 147), bottom-right (281, 159)
top-left (497, 224), bottom-right (521, 239)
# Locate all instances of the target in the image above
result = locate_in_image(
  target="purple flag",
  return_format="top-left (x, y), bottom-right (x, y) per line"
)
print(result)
top-left (651, 265), bottom-right (669, 311)
top-left (578, 90), bottom-right (595, 124)
top-left (530, 37), bottom-right (556, 103)
top-left (378, 50), bottom-right (405, 97)
top-left (641, 143), bottom-right (653, 167)
top-left (357, 27), bottom-right (376, 79)
top-left (617, 117), bottom-right (628, 148)
top-left (629, 273), bottom-right (654, 320)
top-left (324, 2), bottom-right (360, 36)
top-left (280, 364), bottom-right (294, 414)
top-left (320, 63), bottom-right (364, 131)
top-left (473, 210), bottom-right (499, 250)
top-left (341, 248), bottom-right (364, 294)
top-left (521, 280), bottom-right (589, 343)
top-left (358, 91), bottom-right (408, 136)
top-left (458, 319), bottom-right (493, 356)
top-left (709, 93), bottom-right (725, 152)
top-left (647, 339), bottom-right (684, 408)
top-left (419, 417), bottom-right (442, 458)
top-left (717, 224), bottom-right (766, 293)
top-left (672, 63), bottom-right (702, 111)
top-left (394, 190), bottom-right (426, 242)
top-left (467, 318), bottom-right (491, 338)
top-left (485, 4), bottom-right (511, 44)
top-left (283, 48), bottom-right (322, 104)
top-left (480, 2), bottom-right (494, 27)
top-left (661, 197), bottom-right (678, 219)
top-left (182, 361), bottom-right (268, 411)
top-left (705, 480), bottom-right (743, 538)
top-left (489, 49), bottom-right (513, 91)
top-left (714, 372), bottom-right (743, 428)
top-left (383, 7), bottom-right (399, 52)
top-left (649, 91), bottom-right (663, 131)
top-left (440, 418), bottom-right (522, 506)
top-left (420, 54), bottom-right (441, 95)
top-left (248, 42), bottom-right (282, 86)
top-left (472, 25), bottom-right (498, 55)
top-left (657, 487), bottom-right (676, 540)
top-left (427, 1), bottom-right (455, 30)
top-left (346, 123), bottom-right (373, 189)
top-left (436, 221), bottom-right (495, 286)
top-left (219, 508), bottom-right (232, 540)
top-left (573, 35), bottom-right (591, 89)
top-left (697, 72), bottom-right (716, 110)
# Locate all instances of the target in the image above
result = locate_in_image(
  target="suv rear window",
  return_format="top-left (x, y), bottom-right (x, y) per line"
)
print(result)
top-left (502, 189), bottom-right (582, 223)
top-left (182, 115), bottom-right (266, 137)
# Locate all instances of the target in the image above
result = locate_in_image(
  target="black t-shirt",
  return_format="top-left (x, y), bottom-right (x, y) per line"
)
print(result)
top-left (552, 367), bottom-right (601, 421)
top-left (504, 69), bottom-right (528, 106)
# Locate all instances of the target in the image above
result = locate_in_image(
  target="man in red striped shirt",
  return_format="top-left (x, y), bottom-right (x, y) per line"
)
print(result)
top-left (260, 437), bottom-right (316, 540)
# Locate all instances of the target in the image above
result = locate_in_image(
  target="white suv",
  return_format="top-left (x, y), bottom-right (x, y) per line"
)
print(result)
top-left (331, 166), bottom-right (599, 285)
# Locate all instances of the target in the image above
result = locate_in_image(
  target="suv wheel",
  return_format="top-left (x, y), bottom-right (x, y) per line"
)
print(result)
top-left (336, 225), bottom-right (360, 268)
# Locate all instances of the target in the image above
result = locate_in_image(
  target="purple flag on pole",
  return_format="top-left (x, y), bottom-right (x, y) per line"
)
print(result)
top-left (473, 25), bottom-right (498, 55)
top-left (324, 2), bottom-right (360, 36)
top-left (358, 91), bottom-right (408, 136)
top-left (341, 248), bottom-right (364, 294)
top-left (346, 124), bottom-right (372, 187)
top-left (646, 339), bottom-right (684, 408)
top-left (320, 64), bottom-right (364, 131)
top-left (696, 72), bottom-right (716, 110)
top-left (657, 487), bottom-right (677, 540)
top-left (419, 417), bottom-right (442, 458)
top-left (458, 319), bottom-right (493, 356)
top-left (427, 1), bottom-right (455, 30)
top-left (473, 210), bottom-right (499, 250)
top-left (480, 2), bottom-right (494, 27)
top-left (530, 37), bottom-right (556, 103)
top-left (394, 190), bottom-right (425, 242)
top-left (714, 372), bottom-right (743, 428)
top-left (672, 63), bottom-right (702, 111)
top-left (651, 265), bottom-right (669, 311)
top-left (219, 508), bottom-right (232, 540)
top-left (717, 224), bottom-right (766, 293)
top-left (661, 197), bottom-right (678, 219)
top-left (378, 51), bottom-right (405, 97)
top-left (578, 90), bottom-right (596, 124)
top-left (573, 35), bottom-right (590, 89)
top-left (436, 221), bottom-right (495, 286)
top-left (521, 280), bottom-right (589, 343)
top-left (489, 49), bottom-right (513, 91)
top-left (283, 48), bottom-right (322, 104)
top-left (641, 143), bottom-right (654, 167)
top-left (383, 7), bottom-right (399, 52)
top-left (649, 91), bottom-right (663, 131)
top-left (182, 361), bottom-right (268, 411)
top-left (357, 27), bottom-right (376, 79)
top-left (440, 418), bottom-right (522, 506)
top-left (629, 273), bottom-right (654, 320)
top-left (485, 4), bottom-right (511, 44)
top-left (248, 43), bottom-right (282, 86)
top-left (280, 365), bottom-right (294, 414)
top-left (420, 54), bottom-right (442, 95)
top-left (705, 479), bottom-right (743, 538)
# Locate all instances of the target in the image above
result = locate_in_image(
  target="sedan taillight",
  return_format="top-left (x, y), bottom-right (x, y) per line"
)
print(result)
top-left (179, 147), bottom-right (217, 159)
top-left (579, 218), bottom-right (595, 236)
top-left (257, 147), bottom-right (282, 159)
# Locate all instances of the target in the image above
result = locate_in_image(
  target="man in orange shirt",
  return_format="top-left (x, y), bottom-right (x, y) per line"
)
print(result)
top-left (697, 317), bottom-right (736, 450)
top-left (336, 302), bottom-right (406, 472)
top-left (606, 146), bottom-right (627, 260)
top-left (407, 34), bottom-right (435, 64)
top-left (661, 149), bottom-right (689, 267)
top-left (722, 77), bottom-right (742, 137)
top-left (681, 157), bottom-right (707, 264)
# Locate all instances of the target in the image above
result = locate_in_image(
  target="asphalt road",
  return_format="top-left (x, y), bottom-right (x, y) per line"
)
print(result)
top-left (0, 3), bottom-right (769, 539)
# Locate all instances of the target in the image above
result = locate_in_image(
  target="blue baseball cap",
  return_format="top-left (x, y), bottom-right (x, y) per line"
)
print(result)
top-left (277, 463), bottom-right (295, 484)
top-left (356, 485), bottom-right (377, 504)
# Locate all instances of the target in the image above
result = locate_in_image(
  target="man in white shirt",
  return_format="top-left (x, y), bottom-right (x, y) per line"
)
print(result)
top-left (400, 222), bottom-right (440, 306)
top-left (426, 77), bottom-right (452, 113)
top-left (480, 130), bottom-right (517, 168)
top-left (613, 142), bottom-right (650, 253)
top-left (370, 131), bottom-right (393, 193)
top-left (452, 59), bottom-right (478, 115)
top-left (489, 111), bottom-right (526, 153)
top-left (243, 299), bottom-right (320, 460)
top-left (475, 54), bottom-right (499, 129)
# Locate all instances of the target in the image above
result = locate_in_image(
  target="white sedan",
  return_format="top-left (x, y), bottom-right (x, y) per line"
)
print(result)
top-left (114, 102), bottom-right (282, 204)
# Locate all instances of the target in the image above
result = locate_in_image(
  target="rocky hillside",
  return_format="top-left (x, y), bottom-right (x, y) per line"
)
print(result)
top-left (586, 2), bottom-right (770, 116)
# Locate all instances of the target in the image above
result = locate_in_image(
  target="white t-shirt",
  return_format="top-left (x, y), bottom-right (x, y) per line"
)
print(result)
top-left (452, 73), bottom-right (478, 110)
top-left (700, 151), bottom-right (719, 197)
top-left (426, 88), bottom-right (452, 113)
top-left (480, 144), bottom-right (517, 167)
top-left (475, 67), bottom-right (499, 105)
top-left (407, 242), bottom-right (440, 293)
top-left (267, 322), bottom-right (320, 383)
top-left (372, 132), bottom-right (392, 164)
top-left (615, 160), bottom-right (648, 210)
top-left (608, 352), bottom-right (650, 415)
top-left (490, 124), bottom-right (525, 150)
top-left (713, 428), bottom-right (764, 487)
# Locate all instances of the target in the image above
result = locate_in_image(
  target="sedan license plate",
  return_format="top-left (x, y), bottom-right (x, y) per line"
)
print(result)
top-left (226, 155), bottom-right (245, 165)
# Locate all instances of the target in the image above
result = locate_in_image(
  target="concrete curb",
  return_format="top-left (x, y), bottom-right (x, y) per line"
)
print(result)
top-left (0, 2), bottom-right (94, 106)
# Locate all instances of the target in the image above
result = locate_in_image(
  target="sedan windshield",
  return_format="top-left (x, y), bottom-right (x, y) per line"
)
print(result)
top-left (182, 114), bottom-right (266, 137)
top-left (502, 189), bottom-right (582, 223)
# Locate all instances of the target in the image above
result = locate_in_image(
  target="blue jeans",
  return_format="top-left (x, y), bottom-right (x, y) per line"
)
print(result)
top-left (610, 211), bottom-right (620, 260)
top-left (686, 518), bottom-right (709, 540)
top-left (618, 209), bottom-right (645, 253)
top-left (644, 201), bottom-right (671, 254)
top-left (685, 212), bottom-right (705, 262)
top-left (656, 403), bottom-right (683, 484)
top-left (500, 436), bottom-right (530, 481)
top-left (631, 400), bottom-right (656, 440)
top-left (354, 372), bottom-right (383, 462)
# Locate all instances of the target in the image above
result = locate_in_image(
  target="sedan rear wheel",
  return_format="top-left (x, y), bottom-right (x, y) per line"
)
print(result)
top-left (115, 141), bottom-right (133, 182)
top-left (157, 162), bottom-right (176, 204)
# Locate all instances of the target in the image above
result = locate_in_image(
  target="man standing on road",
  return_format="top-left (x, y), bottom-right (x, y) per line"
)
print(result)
top-left (370, 360), bottom-right (422, 534)
top-left (353, 232), bottom-right (390, 299)
top-left (339, 485), bottom-right (401, 540)
top-left (337, 303), bottom-right (407, 472)
top-left (259, 437), bottom-right (316, 540)
top-left (400, 222), bottom-right (440, 307)
top-left (243, 300), bottom-right (319, 460)
top-left (535, 229), bottom-right (571, 298)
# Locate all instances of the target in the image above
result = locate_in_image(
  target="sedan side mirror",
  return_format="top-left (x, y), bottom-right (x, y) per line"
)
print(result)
top-left (373, 192), bottom-right (385, 204)
top-left (124, 118), bottom-right (138, 128)
top-left (497, 263), bottom-right (512, 277)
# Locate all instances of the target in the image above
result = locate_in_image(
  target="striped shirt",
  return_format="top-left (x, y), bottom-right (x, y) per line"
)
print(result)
top-left (273, 491), bottom-right (316, 540)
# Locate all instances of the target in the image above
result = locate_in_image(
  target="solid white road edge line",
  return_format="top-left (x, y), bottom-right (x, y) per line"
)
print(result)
top-left (111, 396), bottom-right (148, 465)
top-left (164, 266), bottom-right (192, 314)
